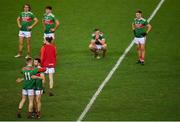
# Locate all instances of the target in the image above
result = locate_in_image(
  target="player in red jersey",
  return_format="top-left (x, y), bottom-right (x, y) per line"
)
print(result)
top-left (40, 37), bottom-right (57, 96)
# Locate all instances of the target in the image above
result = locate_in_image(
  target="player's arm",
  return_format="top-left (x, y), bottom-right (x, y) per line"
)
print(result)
top-left (16, 78), bottom-right (24, 83)
top-left (28, 17), bottom-right (38, 30)
top-left (42, 19), bottom-right (45, 31)
top-left (146, 23), bottom-right (152, 34)
top-left (17, 17), bottom-right (21, 29)
top-left (51, 19), bottom-right (60, 32)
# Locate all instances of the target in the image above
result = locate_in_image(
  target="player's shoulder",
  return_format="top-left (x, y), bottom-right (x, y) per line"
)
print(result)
top-left (141, 17), bottom-right (147, 21)
top-left (92, 33), bottom-right (95, 37)
top-left (49, 13), bottom-right (55, 17)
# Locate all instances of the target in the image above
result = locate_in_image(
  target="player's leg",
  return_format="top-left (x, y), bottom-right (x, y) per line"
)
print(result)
top-left (140, 44), bottom-right (145, 64)
top-left (27, 90), bottom-right (34, 118)
top-left (15, 36), bottom-right (24, 58)
top-left (17, 90), bottom-right (27, 118)
top-left (26, 37), bottom-right (31, 59)
top-left (48, 72), bottom-right (54, 96)
top-left (102, 44), bottom-right (107, 57)
top-left (35, 92), bottom-right (42, 118)
top-left (89, 44), bottom-right (99, 58)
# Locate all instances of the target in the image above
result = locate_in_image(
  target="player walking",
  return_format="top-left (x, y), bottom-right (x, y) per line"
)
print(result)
top-left (40, 37), bottom-right (57, 96)
top-left (42, 6), bottom-right (60, 44)
top-left (132, 10), bottom-right (152, 65)
top-left (89, 29), bottom-right (107, 59)
top-left (15, 4), bottom-right (38, 59)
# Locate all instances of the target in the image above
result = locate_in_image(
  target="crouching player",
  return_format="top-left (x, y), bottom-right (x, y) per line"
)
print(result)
top-left (16, 58), bottom-right (46, 118)
top-left (32, 58), bottom-right (45, 119)
top-left (89, 29), bottom-right (107, 59)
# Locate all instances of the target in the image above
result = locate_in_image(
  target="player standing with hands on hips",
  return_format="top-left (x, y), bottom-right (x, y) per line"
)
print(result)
top-left (42, 6), bottom-right (60, 44)
top-left (132, 10), bottom-right (152, 65)
top-left (15, 4), bottom-right (38, 59)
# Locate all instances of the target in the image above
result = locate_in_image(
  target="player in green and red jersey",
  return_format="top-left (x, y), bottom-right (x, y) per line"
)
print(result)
top-left (32, 58), bottom-right (45, 119)
top-left (42, 6), bottom-right (60, 44)
top-left (16, 58), bottom-right (46, 118)
top-left (89, 29), bottom-right (107, 59)
top-left (132, 10), bottom-right (152, 65)
top-left (15, 4), bottom-right (38, 59)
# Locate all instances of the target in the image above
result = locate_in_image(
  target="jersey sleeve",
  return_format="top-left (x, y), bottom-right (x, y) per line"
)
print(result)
top-left (31, 13), bottom-right (35, 19)
top-left (40, 46), bottom-right (45, 66)
top-left (144, 20), bottom-right (148, 26)
top-left (91, 34), bottom-right (95, 40)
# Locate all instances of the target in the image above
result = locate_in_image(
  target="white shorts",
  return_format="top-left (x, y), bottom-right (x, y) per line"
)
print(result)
top-left (35, 90), bottom-right (43, 96)
top-left (134, 37), bottom-right (146, 45)
top-left (96, 45), bottom-right (103, 50)
top-left (44, 33), bottom-right (55, 40)
top-left (22, 89), bottom-right (34, 96)
top-left (19, 31), bottom-right (31, 38)
top-left (45, 67), bottom-right (55, 74)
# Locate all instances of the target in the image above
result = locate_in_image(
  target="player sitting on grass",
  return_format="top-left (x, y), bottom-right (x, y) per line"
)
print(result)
top-left (132, 10), bottom-right (152, 65)
top-left (89, 29), bottom-right (107, 59)
top-left (16, 58), bottom-right (46, 119)
top-left (32, 58), bottom-right (45, 119)
top-left (40, 37), bottom-right (57, 96)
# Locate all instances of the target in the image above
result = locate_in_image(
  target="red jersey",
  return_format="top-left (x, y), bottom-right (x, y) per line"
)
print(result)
top-left (40, 44), bottom-right (57, 68)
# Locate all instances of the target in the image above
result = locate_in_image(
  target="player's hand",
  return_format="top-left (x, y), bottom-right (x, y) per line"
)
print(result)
top-left (18, 25), bottom-right (22, 29)
top-left (27, 26), bottom-right (32, 30)
top-left (31, 75), bottom-right (38, 79)
top-left (50, 28), bottom-right (55, 32)
top-left (141, 32), bottom-right (147, 37)
top-left (16, 78), bottom-right (23, 83)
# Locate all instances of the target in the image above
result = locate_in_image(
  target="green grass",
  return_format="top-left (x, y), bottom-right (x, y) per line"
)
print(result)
top-left (0, 0), bottom-right (179, 121)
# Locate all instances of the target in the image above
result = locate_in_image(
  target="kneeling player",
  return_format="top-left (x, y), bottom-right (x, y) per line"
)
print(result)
top-left (89, 29), bottom-right (107, 59)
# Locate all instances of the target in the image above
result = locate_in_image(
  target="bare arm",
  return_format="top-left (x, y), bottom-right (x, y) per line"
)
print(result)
top-left (17, 17), bottom-right (21, 29)
top-left (16, 78), bottom-right (24, 83)
top-left (132, 23), bottom-right (135, 30)
top-left (146, 24), bottom-right (152, 34)
top-left (27, 17), bottom-right (38, 30)
top-left (51, 20), bottom-right (60, 32)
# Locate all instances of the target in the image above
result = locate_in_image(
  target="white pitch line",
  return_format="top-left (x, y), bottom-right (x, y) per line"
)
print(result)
top-left (77, 0), bottom-right (165, 121)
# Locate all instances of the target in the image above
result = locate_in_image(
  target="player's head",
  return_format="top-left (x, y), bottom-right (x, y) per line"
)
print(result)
top-left (94, 28), bottom-right (100, 35)
top-left (26, 57), bottom-right (33, 66)
top-left (45, 37), bottom-right (53, 44)
top-left (23, 4), bottom-right (31, 12)
top-left (45, 6), bottom-right (52, 14)
top-left (136, 10), bottom-right (142, 19)
top-left (34, 58), bottom-right (41, 67)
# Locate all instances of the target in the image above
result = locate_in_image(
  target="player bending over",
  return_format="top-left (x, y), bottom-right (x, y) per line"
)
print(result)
top-left (40, 37), bottom-right (57, 96)
top-left (16, 58), bottom-right (46, 118)
top-left (132, 10), bottom-right (152, 65)
top-left (42, 6), bottom-right (60, 44)
top-left (15, 4), bottom-right (38, 59)
top-left (89, 29), bottom-right (107, 59)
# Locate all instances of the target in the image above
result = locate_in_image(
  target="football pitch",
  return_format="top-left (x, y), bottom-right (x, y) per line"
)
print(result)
top-left (0, 0), bottom-right (180, 121)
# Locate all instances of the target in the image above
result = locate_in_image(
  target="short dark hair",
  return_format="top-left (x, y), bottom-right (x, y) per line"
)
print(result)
top-left (94, 28), bottom-right (100, 32)
top-left (45, 6), bottom-right (52, 10)
top-left (24, 4), bottom-right (31, 11)
top-left (45, 37), bottom-right (53, 43)
top-left (34, 58), bottom-right (41, 63)
top-left (26, 57), bottom-right (32, 63)
top-left (136, 10), bottom-right (142, 14)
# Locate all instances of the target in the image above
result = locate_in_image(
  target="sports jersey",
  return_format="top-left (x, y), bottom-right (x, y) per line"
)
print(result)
top-left (92, 33), bottom-right (105, 45)
top-left (133, 18), bottom-right (148, 38)
top-left (22, 66), bottom-right (38, 90)
top-left (43, 13), bottom-right (58, 34)
top-left (34, 66), bottom-right (43, 90)
top-left (40, 44), bottom-right (57, 68)
top-left (19, 12), bottom-right (35, 31)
